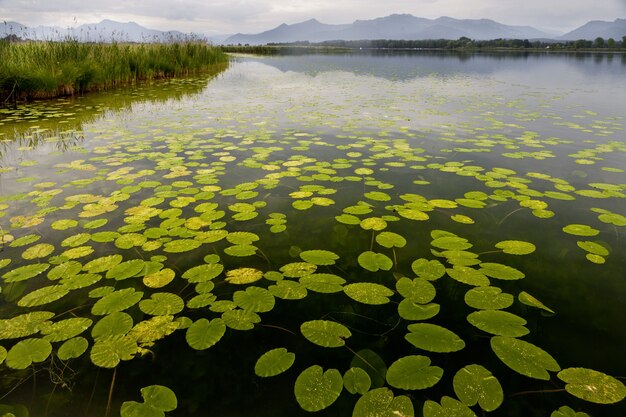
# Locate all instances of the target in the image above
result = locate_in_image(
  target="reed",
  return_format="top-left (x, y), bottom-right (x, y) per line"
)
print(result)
top-left (0, 40), bottom-right (228, 104)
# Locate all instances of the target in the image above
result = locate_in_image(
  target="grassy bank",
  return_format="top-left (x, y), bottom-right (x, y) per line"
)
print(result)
top-left (0, 40), bottom-right (229, 104)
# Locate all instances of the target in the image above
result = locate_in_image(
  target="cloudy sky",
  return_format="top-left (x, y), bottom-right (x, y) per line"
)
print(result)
top-left (1, 0), bottom-right (624, 35)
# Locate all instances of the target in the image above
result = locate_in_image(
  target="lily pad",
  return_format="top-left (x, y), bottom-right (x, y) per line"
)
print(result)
top-left (375, 231), bottom-right (407, 248)
top-left (562, 224), bottom-right (600, 237)
top-left (467, 310), bottom-right (529, 337)
top-left (185, 318), bottom-right (226, 350)
top-left (490, 336), bottom-right (560, 380)
top-left (551, 406), bottom-right (590, 417)
top-left (344, 282), bottom-right (394, 305)
top-left (411, 259), bottom-right (446, 281)
top-left (423, 396), bottom-right (477, 417)
top-left (518, 291), bottom-right (555, 314)
top-left (557, 367), bottom-right (626, 404)
top-left (139, 293), bottom-right (185, 315)
top-left (352, 388), bottom-right (414, 417)
top-left (464, 287), bottom-right (514, 310)
top-left (398, 300), bottom-right (440, 321)
top-left (17, 285), bottom-right (69, 307)
top-left (233, 286), bottom-right (275, 312)
top-left (396, 277), bottom-right (436, 304)
top-left (495, 240), bottom-right (536, 255)
top-left (6, 338), bottom-right (52, 369)
top-left (386, 355), bottom-right (443, 390)
top-left (294, 365), bottom-right (343, 412)
top-left (358, 251), bottom-right (393, 272)
top-left (299, 250), bottom-right (340, 265)
top-left (479, 263), bottom-right (525, 280)
top-left (300, 273), bottom-right (345, 293)
top-left (453, 364), bottom-right (503, 411)
top-left (343, 367), bottom-right (371, 395)
top-left (405, 323), bottom-right (465, 353)
top-left (57, 337), bottom-right (89, 360)
top-left (225, 267), bottom-right (263, 284)
top-left (301, 320), bottom-right (352, 348)
top-left (254, 347), bottom-right (296, 377)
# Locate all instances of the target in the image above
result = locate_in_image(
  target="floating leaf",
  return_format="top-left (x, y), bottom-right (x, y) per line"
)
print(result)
top-left (557, 368), bottom-right (626, 404)
top-left (280, 262), bottom-right (317, 278)
top-left (386, 355), bottom-right (443, 390)
top-left (130, 316), bottom-right (179, 345)
top-left (375, 231), bottom-right (407, 248)
top-left (40, 317), bottom-right (92, 342)
top-left (0, 311), bottom-right (55, 340)
top-left (225, 267), bottom-right (263, 284)
top-left (351, 349), bottom-right (387, 389)
top-left (105, 259), bottom-right (145, 280)
top-left (139, 293), bottom-right (184, 315)
top-left (343, 367), bottom-right (371, 395)
top-left (360, 217), bottom-right (388, 231)
top-left (344, 282), bottom-right (394, 305)
top-left (301, 320), bottom-right (351, 348)
top-left (233, 286), bottom-right (275, 312)
top-left (222, 309), bottom-right (261, 331)
top-left (453, 364), bottom-right (503, 412)
top-left (92, 312), bottom-right (134, 339)
top-left (269, 280), bottom-right (308, 300)
top-left (423, 396), bottom-right (477, 417)
top-left (396, 277), bottom-right (436, 304)
top-left (84, 255), bottom-right (123, 274)
top-left (6, 338), bottom-right (52, 369)
top-left (495, 240), bottom-right (536, 255)
top-left (358, 251), bottom-right (393, 272)
top-left (479, 263), bottom-right (525, 280)
top-left (490, 336), bottom-right (560, 380)
top-left (254, 348), bottom-right (296, 377)
top-left (411, 259), bottom-right (446, 281)
top-left (464, 287), bottom-right (514, 310)
top-left (431, 236), bottom-right (472, 251)
top-left (352, 388), bottom-right (414, 417)
top-left (398, 300), bottom-right (440, 321)
top-left (121, 385), bottom-right (178, 417)
top-left (300, 273), bottom-right (345, 293)
top-left (3, 263), bottom-right (50, 283)
top-left (21, 243), bottom-right (55, 260)
top-left (576, 241), bottom-right (609, 256)
top-left (57, 337), bottom-right (89, 360)
top-left (294, 365), bottom-right (343, 412)
top-left (467, 310), bottom-right (529, 337)
top-left (447, 266), bottom-right (490, 287)
top-left (17, 285), bottom-right (69, 307)
top-left (183, 263), bottom-right (224, 283)
top-left (185, 318), bottom-right (226, 350)
top-left (92, 288), bottom-right (143, 315)
top-left (299, 250), bottom-right (339, 265)
top-left (143, 268), bottom-right (176, 288)
top-left (562, 224), bottom-right (600, 237)
top-left (551, 406), bottom-right (590, 417)
top-left (405, 323), bottom-right (465, 353)
top-left (163, 239), bottom-right (202, 253)
top-left (518, 291), bottom-right (555, 314)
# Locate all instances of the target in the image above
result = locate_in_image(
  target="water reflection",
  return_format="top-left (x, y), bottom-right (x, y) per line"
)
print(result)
top-left (0, 74), bottom-right (223, 165)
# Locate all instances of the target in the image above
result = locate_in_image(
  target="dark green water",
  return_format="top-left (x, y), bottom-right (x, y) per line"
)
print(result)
top-left (0, 52), bottom-right (625, 417)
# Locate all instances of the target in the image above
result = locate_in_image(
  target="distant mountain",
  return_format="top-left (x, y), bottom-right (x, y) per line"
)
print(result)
top-left (1, 19), bottom-right (192, 42)
top-left (561, 19), bottom-right (626, 40)
top-left (224, 14), bottom-right (557, 45)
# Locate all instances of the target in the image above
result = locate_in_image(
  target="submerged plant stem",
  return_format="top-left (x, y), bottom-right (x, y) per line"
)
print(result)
top-left (104, 367), bottom-right (117, 417)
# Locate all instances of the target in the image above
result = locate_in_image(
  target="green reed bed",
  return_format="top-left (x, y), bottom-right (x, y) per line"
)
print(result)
top-left (0, 40), bottom-right (228, 103)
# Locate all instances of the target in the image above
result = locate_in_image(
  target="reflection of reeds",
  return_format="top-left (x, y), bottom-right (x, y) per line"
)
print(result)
top-left (0, 40), bottom-right (228, 104)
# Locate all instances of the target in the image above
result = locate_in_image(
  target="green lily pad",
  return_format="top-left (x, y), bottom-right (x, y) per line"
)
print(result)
top-left (431, 236), bottom-right (472, 251)
top-left (222, 309), bottom-right (261, 330)
top-left (491, 336), bottom-right (560, 380)
top-left (344, 282), bottom-right (394, 305)
top-left (301, 320), bottom-right (352, 348)
top-left (57, 337), bottom-right (89, 360)
top-left (562, 224), bottom-right (600, 237)
top-left (411, 259), bottom-right (446, 280)
top-left (557, 367), bottom-right (626, 404)
top-left (300, 273), bottom-right (345, 293)
top-left (352, 388), bottom-right (414, 417)
top-left (17, 285), bottom-right (69, 307)
top-left (360, 217), bottom-right (388, 231)
top-left (185, 318), bottom-right (226, 350)
top-left (6, 338), bottom-right (52, 369)
top-left (396, 277), bottom-right (436, 304)
top-left (423, 396), bottom-right (477, 417)
top-left (398, 300), bottom-right (440, 321)
top-left (495, 240), bottom-right (536, 255)
top-left (375, 231), bottom-right (407, 248)
top-left (453, 364), bottom-right (503, 411)
top-left (0, 311), bottom-right (55, 340)
top-left (3, 263), bottom-right (50, 283)
top-left (386, 355), bottom-right (443, 390)
top-left (233, 286), bottom-right (275, 312)
top-left (92, 312), bottom-right (134, 339)
top-left (343, 367), bottom-right (371, 395)
top-left (299, 250), bottom-right (340, 265)
top-left (294, 365), bottom-right (343, 412)
top-left (465, 287), bottom-right (514, 310)
top-left (163, 239), bottom-right (202, 253)
top-left (105, 259), bottom-right (145, 280)
top-left (351, 349), bottom-right (388, 389)
top-left (446, 266), bottom-right (490, 287)
top-left (358, 251), bottom-right (393, 272)
top-left (21, 243), bottom-right (55, 260)
top-left (40, 317), bottom-right (92, 342)
top-left (139, 293), bottom-right (185, 315)
top-left (225, 267), bottom-right (263, 284)
top-left (91, 288), bottom-right (144, 315)
top-left (479, 263), bottom-right (525, 280)
top-left (269, 280), bottom-right (308, 300)
top-left (576, 241), bottom-right (609, 256)
top-left (467, 310), bottom-right (529, 337)
top-left (121, 385), bottom-right (178, 417)
top-left (84, 255), bottom-right (123, 273)
top-left (405, 323), bottom-right (465, 353)
top-left (143, 268), bottom-right (176, 288)
top-left (280, 262), bottom-right (317, 278)
top-left (551, 406), bottom-right (590, 417)
top-left (254, 347), bottom-right (296, 377)
top-left (518, 291), bottom-right (555, 314)
top-left (183, 263), bottom-right (224, 283)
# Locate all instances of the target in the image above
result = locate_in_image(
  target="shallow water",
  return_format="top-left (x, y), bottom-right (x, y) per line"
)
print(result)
top-left (0, 51), bottom-right (625, 417)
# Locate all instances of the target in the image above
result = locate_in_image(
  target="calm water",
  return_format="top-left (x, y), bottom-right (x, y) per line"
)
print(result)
top-left (0, 52), bottom-right (625, 417)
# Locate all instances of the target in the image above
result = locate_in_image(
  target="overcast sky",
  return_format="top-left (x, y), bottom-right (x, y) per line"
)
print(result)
top-left (1, 0), bottom-right (624, 35)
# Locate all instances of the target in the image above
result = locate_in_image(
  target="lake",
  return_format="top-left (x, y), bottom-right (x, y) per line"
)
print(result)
top-left (0, 51), bottom-right (625, 417)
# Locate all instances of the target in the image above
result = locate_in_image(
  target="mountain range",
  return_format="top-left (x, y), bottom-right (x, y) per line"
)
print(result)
top-left (2, 15), bottom-right (625, 44)
top-left (0, 19), bottom-right (192, 43)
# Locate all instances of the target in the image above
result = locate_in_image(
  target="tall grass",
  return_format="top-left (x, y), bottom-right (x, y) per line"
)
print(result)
top-left (0, 40), bottom-right (228, 103)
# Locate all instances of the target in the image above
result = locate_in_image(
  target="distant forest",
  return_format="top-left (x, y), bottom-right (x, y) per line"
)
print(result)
top-left (224, 36), bottom-right (626, 52)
